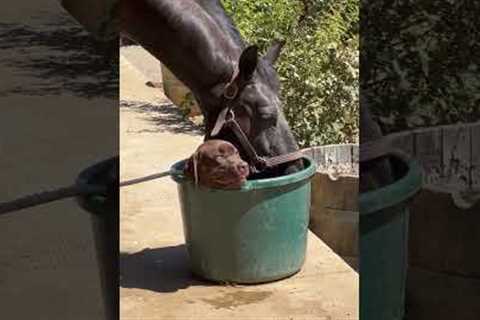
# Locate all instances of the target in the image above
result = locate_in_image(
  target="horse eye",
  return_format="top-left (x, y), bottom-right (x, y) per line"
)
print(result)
top-left (257, 109), bottom-right (276, 120)
top-left (259, 112), bottom-right (274, 120)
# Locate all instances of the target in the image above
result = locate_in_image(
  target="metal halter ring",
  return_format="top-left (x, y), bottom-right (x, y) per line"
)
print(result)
top-left (223, 83), bottom-right (239, 100)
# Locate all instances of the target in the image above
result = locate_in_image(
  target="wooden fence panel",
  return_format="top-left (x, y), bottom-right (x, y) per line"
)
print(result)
top-left (414, 128), bottom-right (443, 185)
top-left (442, 125), bottom-right (471, 189)
top-left (471, 124), bottom-right (480, 189)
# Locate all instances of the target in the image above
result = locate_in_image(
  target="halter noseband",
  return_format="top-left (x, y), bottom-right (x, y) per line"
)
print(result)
top-left (208, 68), bottom-right (304, 173)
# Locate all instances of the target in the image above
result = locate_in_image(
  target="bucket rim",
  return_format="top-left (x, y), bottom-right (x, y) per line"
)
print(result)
top-left (359, 151), bottom-right (423, 215)
top-left (170, 156), bottom-right (316, 191)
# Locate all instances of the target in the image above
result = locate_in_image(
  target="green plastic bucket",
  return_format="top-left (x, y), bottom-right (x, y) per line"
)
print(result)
top-left (360, 152), bottom-right (422, 320)
top-left (76, 157), bottom-right (118, 320)
top-left (170, 156), bottom-right (316, 284)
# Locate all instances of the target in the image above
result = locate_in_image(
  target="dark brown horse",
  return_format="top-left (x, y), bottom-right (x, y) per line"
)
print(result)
top-left (121, 0), bottom-right (302, 176)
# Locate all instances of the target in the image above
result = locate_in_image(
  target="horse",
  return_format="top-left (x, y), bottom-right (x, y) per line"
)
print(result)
top-left (121, 0), bottom-right (303, 177)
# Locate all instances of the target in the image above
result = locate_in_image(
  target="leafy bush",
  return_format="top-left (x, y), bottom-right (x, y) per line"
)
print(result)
top-left (222, 0), bottom-right (359, 147)
top-left (362, 1), bottom-right (480, 134)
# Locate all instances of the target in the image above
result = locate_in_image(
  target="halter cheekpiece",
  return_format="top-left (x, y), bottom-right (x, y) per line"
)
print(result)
top-left (208, 67), bottom-right (304, 173)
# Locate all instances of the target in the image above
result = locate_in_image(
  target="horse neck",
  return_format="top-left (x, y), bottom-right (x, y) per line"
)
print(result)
top-left (122, 0), bottom-right (240, 98)
top-left (195, 0), bottom-right (245, 48)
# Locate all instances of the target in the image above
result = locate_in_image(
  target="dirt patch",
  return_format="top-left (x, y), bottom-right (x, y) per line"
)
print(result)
top-left (202, 290), bottom-right (273, 309)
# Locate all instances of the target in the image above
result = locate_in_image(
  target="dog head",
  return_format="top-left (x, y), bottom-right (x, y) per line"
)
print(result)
top-left (184, 139), bottom-right (250, 189)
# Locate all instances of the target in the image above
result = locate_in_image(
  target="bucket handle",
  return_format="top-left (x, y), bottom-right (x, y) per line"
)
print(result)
top-left (119, 170), bottom-right (172, 187)
top-left (0, 169), bottom-right (174, 216)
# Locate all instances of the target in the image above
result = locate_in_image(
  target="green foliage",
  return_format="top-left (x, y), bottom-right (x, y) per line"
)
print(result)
top-left (222, 0), bottom-right (302, 48)
top-left (179, 92), bottom-right (197, 116)
top-left (362, 1), bottom-right (480, 133)
top-left (222, 0), bottom-right (359, 147)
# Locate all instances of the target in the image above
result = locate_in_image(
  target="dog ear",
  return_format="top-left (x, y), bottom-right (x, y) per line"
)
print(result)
top-left (184, 154), bottom-right (199, 185)
top-left (264, 40), bottom-right (285, 65)
top-left (184, 157), bottom-right (194, 177)
top-left (192, 152), bottom-right (199, 185)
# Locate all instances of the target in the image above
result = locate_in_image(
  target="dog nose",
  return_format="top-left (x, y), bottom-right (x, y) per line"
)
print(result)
top-left (236, 162), bottom-right (249, 176)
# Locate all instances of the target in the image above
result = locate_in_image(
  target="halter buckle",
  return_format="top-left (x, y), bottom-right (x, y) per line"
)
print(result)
top-left (254, 156), bottom-right (268, 171)
top-left (226, 109), bottom-right (235, 121)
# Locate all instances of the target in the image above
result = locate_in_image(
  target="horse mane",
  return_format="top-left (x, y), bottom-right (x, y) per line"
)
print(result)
top-left (197, 0), bottom-right (280, 90)
top-left (196, 0), bottom-right (245, 48)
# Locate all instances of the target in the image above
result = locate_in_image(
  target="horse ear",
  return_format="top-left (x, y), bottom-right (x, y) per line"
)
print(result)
top-left (264, 40), bottom-right (285, 65)
top-left (238, 45), bottom-right (258, 79)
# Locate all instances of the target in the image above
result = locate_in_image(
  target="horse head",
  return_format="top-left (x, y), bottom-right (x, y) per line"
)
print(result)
top-left (198, 41), bottom-right (303, 176)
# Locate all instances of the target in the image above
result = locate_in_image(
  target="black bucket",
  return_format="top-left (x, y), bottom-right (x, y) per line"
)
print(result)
top-left (76, 157), bottom-right (118, 320)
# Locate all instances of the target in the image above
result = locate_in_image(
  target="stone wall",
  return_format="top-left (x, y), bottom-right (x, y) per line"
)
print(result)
top-left (160, 64), bottom-right (202, 118)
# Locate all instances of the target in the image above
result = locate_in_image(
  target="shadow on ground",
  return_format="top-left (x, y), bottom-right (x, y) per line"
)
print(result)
top-left (0, 14), bottom-right (117, 98)
top-left (320, 242), bottom-right (358, 273)
top-left (308, 230), bottom-right (358, 273)
top-left (120, 245), bottom-right (214, 293)
top-left (340, 256), bottom-right (358, 273)
top-left (121, 100), bottom-right (204, 136)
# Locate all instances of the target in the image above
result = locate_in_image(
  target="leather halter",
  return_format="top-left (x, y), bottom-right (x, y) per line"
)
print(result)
top-left (208, 68), bottom-right (304, 173)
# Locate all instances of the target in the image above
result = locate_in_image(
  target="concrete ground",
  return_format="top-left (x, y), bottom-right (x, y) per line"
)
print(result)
top-left (120, 46), bottom-right (359, 320)
top-left (0, 2), bottom-right (116, 319)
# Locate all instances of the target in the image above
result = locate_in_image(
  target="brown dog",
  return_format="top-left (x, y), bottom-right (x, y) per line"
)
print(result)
top-left (184, 140), bottom-right (250, 189)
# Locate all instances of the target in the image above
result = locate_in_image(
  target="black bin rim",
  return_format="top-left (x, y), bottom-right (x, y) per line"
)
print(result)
top-left (75, 156), bottom-right (118, 215)
top-left (359, 151), bottom-right (423, 215)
